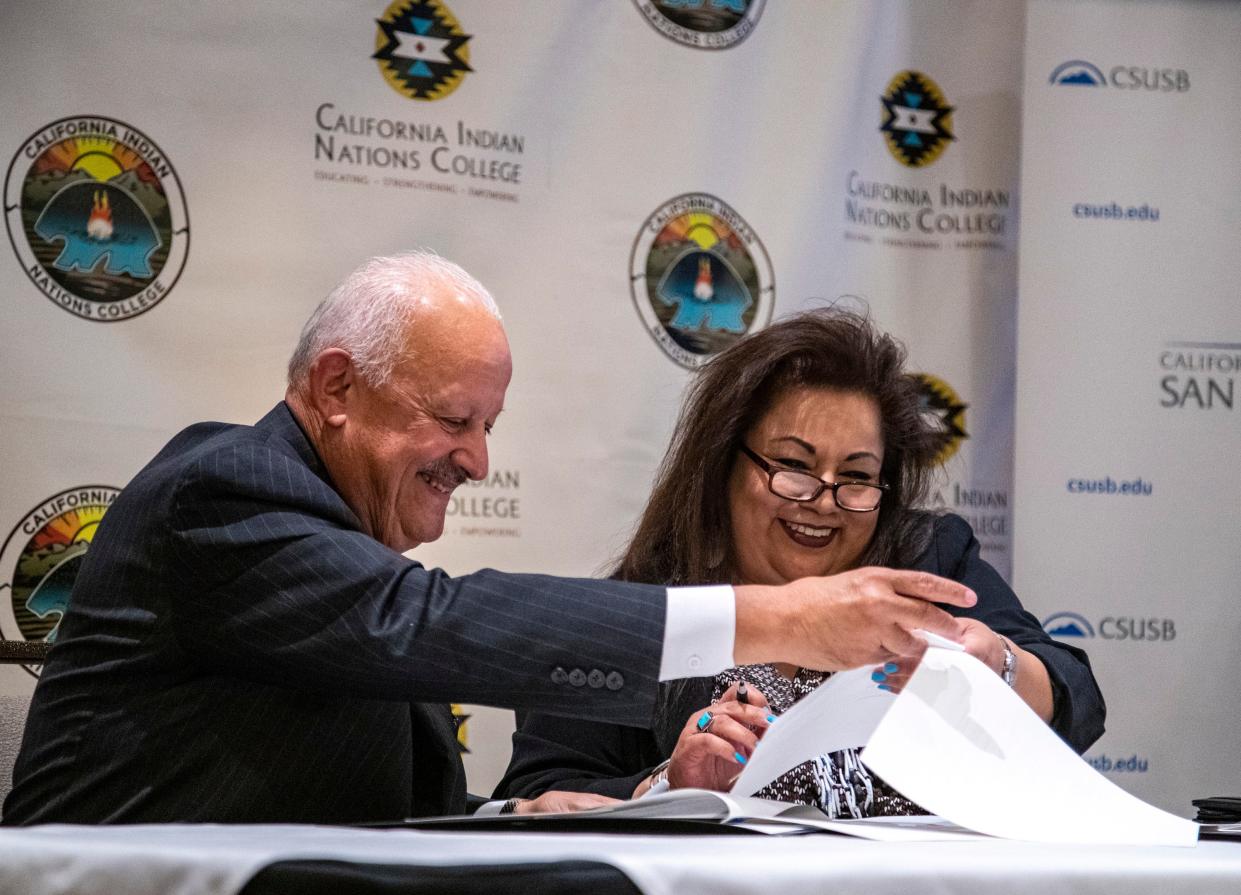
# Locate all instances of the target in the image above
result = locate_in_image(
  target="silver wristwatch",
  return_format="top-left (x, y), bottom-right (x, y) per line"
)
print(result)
top-left (998, 636), bottom-right (1017, 687)
top-left (639, 758), bottom-right (672, 797)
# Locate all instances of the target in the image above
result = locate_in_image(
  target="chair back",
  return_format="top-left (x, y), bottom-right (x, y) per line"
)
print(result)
top-left (0, 640), bottom-right (47, 814)
top-left (0, 640), bottom-right (50, 665)
top-left (0, 692), bottom-right (32, 811)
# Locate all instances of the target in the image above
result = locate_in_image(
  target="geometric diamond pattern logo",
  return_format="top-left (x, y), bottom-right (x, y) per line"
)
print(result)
top-left (451, 703), bottom-right (470, 754)
top-left (373, 0), bottom-right (472, 101)
top-left (880, 70), bottom-right (956, 168)
top-left (913, 373), bottom-right (968, 464)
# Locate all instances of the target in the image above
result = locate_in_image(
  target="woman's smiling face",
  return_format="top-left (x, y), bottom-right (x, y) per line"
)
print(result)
top-left (727, 387), bottom-right (884, 585)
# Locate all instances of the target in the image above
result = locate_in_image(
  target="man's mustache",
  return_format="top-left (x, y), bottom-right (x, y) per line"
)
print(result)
top-left (419, 457), bottom-right (468, 488)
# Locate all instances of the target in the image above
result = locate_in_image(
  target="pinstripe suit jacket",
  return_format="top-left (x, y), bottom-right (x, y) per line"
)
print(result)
top-left (2, 403), bottom-right (666, 824)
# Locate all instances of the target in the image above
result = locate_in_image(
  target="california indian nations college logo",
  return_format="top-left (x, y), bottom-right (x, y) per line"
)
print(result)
top-left (374, 0), bottom-right (472, 101)
top-left (4, 116), bottom-right (189, 322)
top-left (630, 193), bottom-right (774, 369)
top-left (913, 374), bottom-right (968, 464)
top-left (633, 0), bottom-right (766, 50)
top-left (880, 71), bottom-right (956, 168)
top-left (0, 487), bottom-right (119, 676)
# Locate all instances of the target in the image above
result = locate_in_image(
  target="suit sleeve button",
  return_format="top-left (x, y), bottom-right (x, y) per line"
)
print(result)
top-left (587, 669), bottom-right (605, 688)
top-left (605, 671), bottom-right (624, 691)
top-left (568, 668), bottom-right (587, 687)
top-left (551, 666), bottom-right (569, 685)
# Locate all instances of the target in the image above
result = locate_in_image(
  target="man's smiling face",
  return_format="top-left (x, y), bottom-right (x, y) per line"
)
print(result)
top-left (325, 286), bottom-right (512, 553)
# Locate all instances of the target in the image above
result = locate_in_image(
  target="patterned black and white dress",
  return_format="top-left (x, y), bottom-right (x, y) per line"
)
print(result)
top-left (712, 664), bottom-right (922, 817)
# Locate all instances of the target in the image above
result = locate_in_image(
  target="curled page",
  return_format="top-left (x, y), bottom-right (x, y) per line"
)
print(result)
top-left (861, 647), bottom-right (1198, 846)
top-left (730, 646), bottom-right (1197, 847)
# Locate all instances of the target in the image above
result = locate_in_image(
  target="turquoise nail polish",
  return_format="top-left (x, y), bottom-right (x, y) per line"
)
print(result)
top-left (766, 714), bottom-right (777, 723)
top-left (884, 662), bottom-right (899, 674)
top-left (878, 684), bottom-right (892, 692)
top-left (871, 670), bottom-right (886, 682)
top-left (734, 751), bottom-right (747, 765)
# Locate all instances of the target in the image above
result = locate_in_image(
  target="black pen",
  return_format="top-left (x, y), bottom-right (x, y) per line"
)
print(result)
top-left (737, 680), bottom-right (749, 705)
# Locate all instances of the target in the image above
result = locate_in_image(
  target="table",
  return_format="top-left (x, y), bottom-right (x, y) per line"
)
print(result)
top-left (2, 824), bottom-right (1240, 895)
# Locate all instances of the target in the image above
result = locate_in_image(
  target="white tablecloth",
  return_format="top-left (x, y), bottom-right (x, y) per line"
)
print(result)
top-left (1, 824), bottom-right (1239, 895)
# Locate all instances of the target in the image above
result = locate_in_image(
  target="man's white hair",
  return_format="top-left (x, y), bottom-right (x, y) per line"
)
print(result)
top-left (287, 250), bottom-right (500, 389)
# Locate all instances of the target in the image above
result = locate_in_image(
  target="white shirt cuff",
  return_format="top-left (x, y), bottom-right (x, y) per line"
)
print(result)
top-left (658, 585), bottom-right (735, 680)
top-left (473, 799), bottom-right (508, 816)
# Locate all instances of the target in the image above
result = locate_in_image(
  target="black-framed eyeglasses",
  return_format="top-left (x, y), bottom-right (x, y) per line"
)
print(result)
top-left (740, 445), bottom-right (889, 513)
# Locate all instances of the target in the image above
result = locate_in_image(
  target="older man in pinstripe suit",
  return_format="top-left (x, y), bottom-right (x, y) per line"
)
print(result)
top-left (3, 252), bottom-right (975, 824)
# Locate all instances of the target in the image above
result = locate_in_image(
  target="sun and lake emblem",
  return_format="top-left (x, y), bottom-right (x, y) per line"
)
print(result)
top-left (630, 193), bottom-right (774, 369)
top-left (633, 0), bottom-right (766, 50)
top-left (0, 486), bottom-right (119, 677)
top-left (4, 116), bottom-right (188, 321)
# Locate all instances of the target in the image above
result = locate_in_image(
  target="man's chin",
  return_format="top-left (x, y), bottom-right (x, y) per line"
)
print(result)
top-left (392, 516), bottom-right (447, 553)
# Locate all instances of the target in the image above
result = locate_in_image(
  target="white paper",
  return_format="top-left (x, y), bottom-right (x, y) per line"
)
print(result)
top-left (782, 814), bottom-right (990, 841)
top-left (575, 789), bottom-right (797, 821)
top-left (731, 665), bottom-right (895, 796)
top-left (861, 647), bottom-right (1199, 847)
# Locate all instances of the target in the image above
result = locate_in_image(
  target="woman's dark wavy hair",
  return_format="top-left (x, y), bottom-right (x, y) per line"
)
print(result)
top-left (614, 309), bottom-right (943, 585)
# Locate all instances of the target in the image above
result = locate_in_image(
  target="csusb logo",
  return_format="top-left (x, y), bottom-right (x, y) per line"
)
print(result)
top-left (880, 71), bottom-right (955, 168)
top-left (1049, 59), bottom-right (1189, 91)
top-left (373, 0), bottom-right (472, 101)
top-left (0, 486), bottom-right (119, 677)
top-left (1042, 611), bottom-right (1176, 643)
top-left (630, 193), bottom-right (774, 369)
top-left (4, 116), bottom-right (189, 322)
top-left (913, 374), bottom-right (968, 464)
top-left (1159, 340), bottom-right (1237, 411)
top-left (633, 0), bottom-right (766, 50)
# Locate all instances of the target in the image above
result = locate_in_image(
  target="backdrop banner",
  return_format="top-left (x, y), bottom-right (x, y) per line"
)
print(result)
top-left (0, 1), bottom-right (1230, 813)
top-left (1014, 0), bottom-right (1241, 813)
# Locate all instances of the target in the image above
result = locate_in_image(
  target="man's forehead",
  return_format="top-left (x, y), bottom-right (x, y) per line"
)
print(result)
top-left (389, 340), bottom-right (509, 409)
top-left (402, 291), bottom-right (506, 352)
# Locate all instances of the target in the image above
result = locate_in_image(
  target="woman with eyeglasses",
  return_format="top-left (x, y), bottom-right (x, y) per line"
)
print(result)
top-left (496, 310), bottom-right (1104, 816)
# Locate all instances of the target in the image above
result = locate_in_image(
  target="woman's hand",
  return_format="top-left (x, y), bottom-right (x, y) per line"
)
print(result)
top-left (665, 682), bottom-right (774, 792)
top-left (512, 791), bottom-right (621, 814)
top-left (868, 619), bottom-right (1054, 723)
top-left (870, 618), bottom-right (999, 693)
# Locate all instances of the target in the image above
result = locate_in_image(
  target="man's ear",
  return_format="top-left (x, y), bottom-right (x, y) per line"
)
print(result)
top-left (306, 349), bottom-right (355, 428)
